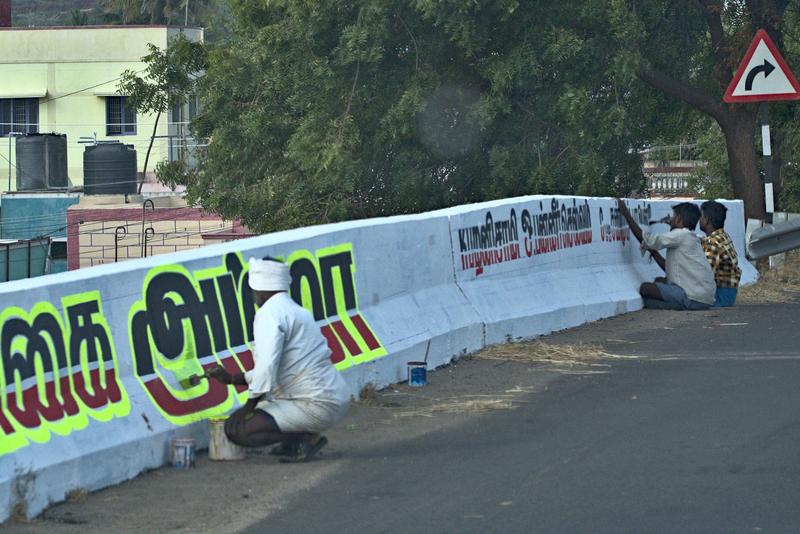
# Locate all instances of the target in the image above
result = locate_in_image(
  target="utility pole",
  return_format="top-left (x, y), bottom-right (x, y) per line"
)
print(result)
top-left (7, 134), bottom-right (10, 192)
top-left (7, 131), bottom-right (22, 192)
top-left (184, 0), bottom-right (189, 26)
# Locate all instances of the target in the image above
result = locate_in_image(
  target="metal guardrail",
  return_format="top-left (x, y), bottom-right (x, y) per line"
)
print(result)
top-left (747, 217), bottom-right (800, 260)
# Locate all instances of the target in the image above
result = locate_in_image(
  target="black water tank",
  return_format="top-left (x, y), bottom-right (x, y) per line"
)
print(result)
top-left (16, 134), bottom-right (69, 190)
top-left (83, 143), bottom-right (137, 195)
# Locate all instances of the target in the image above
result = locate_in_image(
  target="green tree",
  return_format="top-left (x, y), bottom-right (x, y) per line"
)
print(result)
top-left (179, 0), bottom-right (686, 233)
top-left (101, 0), bottom-right (213, 25)
top-left (687, 117), bottom-right (736, 199)
top-left (118, 34), bottom-right (207, 190)
top-left (612, 0), bottom-right (798, 219)
top-left (99, 0), bottom-right (141, 24)
top-left (176, 0), bottom-right (800, 231)
top-left (416, 1), bottom-right (800, 218)
top-left (69, 9), bottom-right (90, 26)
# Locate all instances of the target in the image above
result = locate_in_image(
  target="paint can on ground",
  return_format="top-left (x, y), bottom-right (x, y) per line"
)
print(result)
top-left (171, 438), bottom-right (196, 469)
top-left (407, 361), bottom-right (427, 387)
top-left (209, 417), bottom-right (246, 461)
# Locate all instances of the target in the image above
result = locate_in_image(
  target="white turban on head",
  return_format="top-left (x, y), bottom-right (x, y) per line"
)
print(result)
top-left (248, 257), bottom-right (291, 292)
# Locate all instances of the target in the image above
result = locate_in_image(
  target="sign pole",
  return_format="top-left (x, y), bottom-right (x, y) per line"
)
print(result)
top-left (760, 103), bottom-right (774, 220)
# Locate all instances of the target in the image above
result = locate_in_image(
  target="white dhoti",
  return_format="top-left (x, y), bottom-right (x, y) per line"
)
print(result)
top-left (257, 397), bottom-right (350, 433)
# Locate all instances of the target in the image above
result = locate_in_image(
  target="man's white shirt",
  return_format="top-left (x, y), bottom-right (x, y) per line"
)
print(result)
top-left (643, 228), bottom-right (716, 305)
top-left (244, 292), bottom-right (350, 405)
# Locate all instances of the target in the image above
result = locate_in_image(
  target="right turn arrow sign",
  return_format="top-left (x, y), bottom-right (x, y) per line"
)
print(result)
top-left (723, 29), bottom-right (800, 103)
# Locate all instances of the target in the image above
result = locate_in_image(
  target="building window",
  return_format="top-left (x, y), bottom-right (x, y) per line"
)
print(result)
top-left (106, 96), bottom-right (136, 136)
top-left (169, 95), bottom-right (200, 163)
top-left (50, 239), bottom-right (67, 261)
top-left (0, 98), bottom-right (39, 136)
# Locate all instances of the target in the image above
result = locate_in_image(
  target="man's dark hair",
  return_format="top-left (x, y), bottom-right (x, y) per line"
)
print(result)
top-left (700, 200), bottom-right (727, 230)
top-left (672, 202), bottom-right (701, 230)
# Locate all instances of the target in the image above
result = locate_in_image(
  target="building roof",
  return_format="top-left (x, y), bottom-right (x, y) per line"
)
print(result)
top-left (0, 24), bottom-right (202, 31)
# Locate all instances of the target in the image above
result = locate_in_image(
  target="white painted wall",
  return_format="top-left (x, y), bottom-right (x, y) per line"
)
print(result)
top-left (0, 196), bottom-right (755, 521)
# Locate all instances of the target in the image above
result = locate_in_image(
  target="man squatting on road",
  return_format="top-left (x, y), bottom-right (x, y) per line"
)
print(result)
top-left (617, 199), bottom-right (716, 311)
top-left (205, 257), bottom-right (351, 462)
top-left (699, 200), bottom-right (741, 308)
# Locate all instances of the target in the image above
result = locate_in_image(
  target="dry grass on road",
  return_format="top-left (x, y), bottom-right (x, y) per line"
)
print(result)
top-left (385, 341), bottom-right (634, 418)
top-left (474, 340), bottom-right (626, 366)
top-left (391, 396), bottom-right (518, 418)
top-left (739, 252), bottom-right (800, 303)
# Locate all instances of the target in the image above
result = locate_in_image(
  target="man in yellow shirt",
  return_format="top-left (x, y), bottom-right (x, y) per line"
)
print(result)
top-left (699, 201), bottom-right (741, 307)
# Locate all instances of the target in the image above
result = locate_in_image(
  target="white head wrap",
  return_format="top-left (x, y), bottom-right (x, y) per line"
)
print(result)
top-left (248, 257), bottom-right (291, 292)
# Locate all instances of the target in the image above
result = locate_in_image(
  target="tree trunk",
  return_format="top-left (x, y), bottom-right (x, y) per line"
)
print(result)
top-left (718, 109), bottom-right (766, 220)
top-left (138, 109), bottom-right (162, 194)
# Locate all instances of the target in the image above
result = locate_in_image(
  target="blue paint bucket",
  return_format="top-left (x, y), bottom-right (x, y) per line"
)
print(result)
top-left (407, 361), bottom-right (427, 387)
top-left (171, 438), bottom-right (196, 469)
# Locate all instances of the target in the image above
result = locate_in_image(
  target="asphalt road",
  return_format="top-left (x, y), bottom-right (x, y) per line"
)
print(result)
top-left (9, 301), bottom-right (799, 534)
top-left (247, 303), bottom-right (800, 534)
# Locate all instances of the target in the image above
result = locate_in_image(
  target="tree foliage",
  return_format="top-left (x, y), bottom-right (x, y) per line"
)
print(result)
top-left (100, 0), bottom-right (191, 24)
top-left (176, 0), bottom-right (691, 233)
top-left (11, 0), bottom-right (98, 26)
top-left (98, 0), bottom-right (231, 38)
top-left (169, 0), bottom-right (800, 232)
top-left (610, 0), bottom-right (800, 218)
top-left (119, 34), bottom-right (207, 116)
top-left (118, 34), bottom-right (207, 186)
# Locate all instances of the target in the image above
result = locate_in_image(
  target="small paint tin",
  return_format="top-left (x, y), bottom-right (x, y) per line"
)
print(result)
top-left (171, 438), bottom-right (196, 469)
top-left (407, 361), bottom-right (427, 387)
top-left (208, 417), bottom-right (246, 461)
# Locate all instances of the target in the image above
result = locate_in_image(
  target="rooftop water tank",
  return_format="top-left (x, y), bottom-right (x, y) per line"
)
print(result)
top-left (83, 143), bottom-right (138, 195)
top-left (16, 133), bottom-right (69, 190)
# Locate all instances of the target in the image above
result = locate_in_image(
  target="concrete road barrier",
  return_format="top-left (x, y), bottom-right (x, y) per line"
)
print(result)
top-left (0, 195), bottom-right (755, 521)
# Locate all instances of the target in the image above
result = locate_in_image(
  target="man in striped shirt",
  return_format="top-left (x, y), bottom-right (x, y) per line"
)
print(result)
top-left (700, 201), bottom-right (741, 307)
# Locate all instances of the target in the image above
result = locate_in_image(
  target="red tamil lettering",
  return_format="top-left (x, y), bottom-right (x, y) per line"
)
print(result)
top-left (320, 324), bottom-right (346, 364)
top-left (73, 367), bottom-right (123, 410)
top-left (144, 364), bottom-right (229, 418)
top-left (6, 384), bottom-right (66, 429)
top-left (331, 320), bottom-right (363, 357)
top-left (350, 314), bottom-right (382, 351)
top-left (0, 409), bottom-right (13, 435)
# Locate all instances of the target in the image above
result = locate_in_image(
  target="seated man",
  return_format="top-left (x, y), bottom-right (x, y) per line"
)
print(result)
top-left (618, 199), bottom-right (716, 310)
top-left (206, 257), bottom-right (351, 462)
top-left (699, 200), bottom-right (741, 307)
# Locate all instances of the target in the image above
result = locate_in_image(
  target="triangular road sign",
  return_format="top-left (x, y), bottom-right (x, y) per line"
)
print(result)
top-left (723, 29), bottom-right (800, 103)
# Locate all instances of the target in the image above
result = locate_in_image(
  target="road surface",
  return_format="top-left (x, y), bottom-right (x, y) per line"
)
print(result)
top-left (8, 301), bottom-right (800, 533)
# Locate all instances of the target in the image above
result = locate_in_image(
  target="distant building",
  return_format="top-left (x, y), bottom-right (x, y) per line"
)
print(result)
top-left (0, 236), bottom-right (50, 282)
top-left (0, 191), bottom-right (78, 279)
top-left (641, 144), bottom-right (704, 199)
top-left (0, 191), bottom-right (80, 239)
top-left (0, 24), bottom-right (203, 192)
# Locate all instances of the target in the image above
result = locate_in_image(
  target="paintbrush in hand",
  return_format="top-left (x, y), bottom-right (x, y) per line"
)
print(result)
top-left (178, 373), bottom-right (206, 390)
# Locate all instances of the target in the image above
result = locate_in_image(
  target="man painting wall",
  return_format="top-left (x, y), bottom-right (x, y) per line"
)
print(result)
top-left (204, 257), bottom-right (351, 462)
